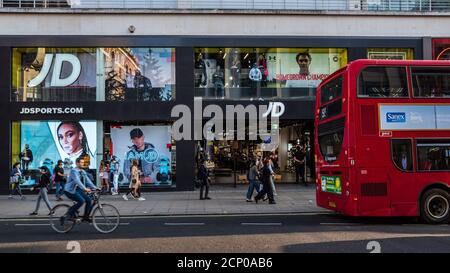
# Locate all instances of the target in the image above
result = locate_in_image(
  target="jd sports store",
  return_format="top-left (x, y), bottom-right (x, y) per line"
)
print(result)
top-left (0, 36), bottom-right (423, 194)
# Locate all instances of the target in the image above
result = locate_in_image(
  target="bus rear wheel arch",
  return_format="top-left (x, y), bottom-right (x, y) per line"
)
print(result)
top-left (420, 188), bottom-right (450, 224)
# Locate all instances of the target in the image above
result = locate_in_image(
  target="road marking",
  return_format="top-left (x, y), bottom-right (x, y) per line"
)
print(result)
top-left (96, 223), bottom-right (130, 226)
top-left (15, 223), bottom-right (130, 227)
top-left (0, 211), bottom-right (332, 222)
top-left (320, 222), bottom-right (362, 226)
top-left (15, 223), bottom-right (51, 226)
top-left (241, 223), bottom-right (282, 226)
top-left (164, 223), bottom-right (205, 226)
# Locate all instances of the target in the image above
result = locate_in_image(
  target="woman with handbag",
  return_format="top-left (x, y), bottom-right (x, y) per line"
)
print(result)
top-left (133, 160), bottom-right (145, 201)
top-left (29, 166), bottom-right (53, 216)
top-left (9, 162), bottom-right (25, 200)
top-left (122, 160), bottom-right (145, 201)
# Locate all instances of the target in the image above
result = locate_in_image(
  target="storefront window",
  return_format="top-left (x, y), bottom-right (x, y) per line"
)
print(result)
top-left (102, 48), bottom-right (176, 101)
top-left (195, 121), bottom-right (314, 184)
top-left (11, 120), bottom-right (98, 187)
top-left (12, 47), bottom-right (176, 102)
top-left (105, 122), bottom-right (175, 188)
top-left (367, 48), bottom-right (414, 60)
top-left (12, 48), bottom-right (97, 102)
top-left (433, 39), bottom-right (450, 60)
top-left (194, 48), bottom-right (347, 100)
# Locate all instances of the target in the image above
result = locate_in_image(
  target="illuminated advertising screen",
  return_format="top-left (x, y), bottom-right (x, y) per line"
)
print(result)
top-left (110, 125), bottom-right (173, 187)
top-left (266, 50), bottom-right (345, 89)
top-left (20, 120), bottom-right (97, 170)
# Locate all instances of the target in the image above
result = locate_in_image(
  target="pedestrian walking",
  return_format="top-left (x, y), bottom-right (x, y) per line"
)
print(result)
top-left (99, 160), bottom-right (110, 194)
top-left (53, 160), bottom-right (67, 201)
top-left (268, 153), bottom-right (277, 196)
top-left (9, 162), bottom-right (25, 200)
top-left (122, 160), bottom-right (145, 201)
top-left (29, 166), bottom-right (53, 216)
top-left (133, 161), bottom-right (145, 201)
top-left (110, 156), bottom-right (120, 195)
top-left (246, 160), bottom-right (261, 202)
top-left (198, 160), bottom-right (211, 200)
top-left (254, 158), bottom-right (276, 204)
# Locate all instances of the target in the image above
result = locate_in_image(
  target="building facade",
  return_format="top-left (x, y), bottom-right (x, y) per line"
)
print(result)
top-left (0, 4), bottom-right (449, 194)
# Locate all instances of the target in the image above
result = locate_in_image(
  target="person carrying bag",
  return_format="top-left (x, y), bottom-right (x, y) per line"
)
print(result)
top-left (9, 162), bottom-right (25, 200)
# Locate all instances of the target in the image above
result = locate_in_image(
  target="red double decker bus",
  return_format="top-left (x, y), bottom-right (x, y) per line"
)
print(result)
top-left (315, 59), bottom-right (450, 224)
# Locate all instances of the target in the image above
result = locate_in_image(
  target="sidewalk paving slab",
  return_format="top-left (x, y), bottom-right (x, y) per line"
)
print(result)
top-left (0, 184), bottom-right (326, 219)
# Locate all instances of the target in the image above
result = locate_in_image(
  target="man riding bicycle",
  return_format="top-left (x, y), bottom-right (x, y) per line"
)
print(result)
top-left (63, 157), bottom-right (99, 223)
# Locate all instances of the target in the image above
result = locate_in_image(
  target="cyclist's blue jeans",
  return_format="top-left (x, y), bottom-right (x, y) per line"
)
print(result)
top-left (64, 188), bottom-right (93, 218)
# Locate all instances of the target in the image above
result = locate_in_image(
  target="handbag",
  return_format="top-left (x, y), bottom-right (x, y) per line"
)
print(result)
top-left (9, 176), bottom-right (18, 184)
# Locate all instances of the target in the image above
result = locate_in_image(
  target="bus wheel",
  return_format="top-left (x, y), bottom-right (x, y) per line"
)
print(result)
top-left (420, 188), bottom-right (450, 224)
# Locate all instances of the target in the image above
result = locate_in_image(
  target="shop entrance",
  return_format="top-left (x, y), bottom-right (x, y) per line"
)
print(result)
top-left (195, 120), bottom-right (315, 186)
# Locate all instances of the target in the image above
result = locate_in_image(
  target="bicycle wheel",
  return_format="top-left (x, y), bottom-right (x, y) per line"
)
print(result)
top-left (50, 204), bottom-right (76, 234)
top-left (92, 204), bottom-right (120, 234)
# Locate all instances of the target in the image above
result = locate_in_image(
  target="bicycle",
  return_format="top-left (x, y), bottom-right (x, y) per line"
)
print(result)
top-left (49, 189), bottom-right (120, 234)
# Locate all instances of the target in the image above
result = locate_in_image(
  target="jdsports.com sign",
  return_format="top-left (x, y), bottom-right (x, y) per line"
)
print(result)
top-left (19, 107), bottom-right (84, 115)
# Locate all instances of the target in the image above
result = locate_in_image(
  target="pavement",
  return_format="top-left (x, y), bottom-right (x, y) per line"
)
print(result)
top-left (0, 184), bottom-right (324, 219)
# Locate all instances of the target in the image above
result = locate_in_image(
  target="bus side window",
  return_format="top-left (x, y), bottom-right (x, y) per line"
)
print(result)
top-left (358, 66), bottom-right (408, 98)
top-left (417, 140), bottom-right (450, 171)
top-left (411, 67), bottom-right (450, 98)
top-left (391, 139), bottom-right (413, 172)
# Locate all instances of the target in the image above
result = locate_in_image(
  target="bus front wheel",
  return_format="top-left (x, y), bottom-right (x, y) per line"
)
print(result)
top-left (420, 188), bottom-right (450, 224)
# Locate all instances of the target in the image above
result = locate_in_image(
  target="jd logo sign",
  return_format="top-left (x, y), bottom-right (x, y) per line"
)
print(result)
top-left (262, 102), bottom-right (285, 118)
top-left (27, 54), bottom-right (81, 88)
